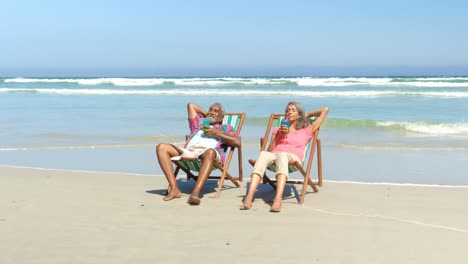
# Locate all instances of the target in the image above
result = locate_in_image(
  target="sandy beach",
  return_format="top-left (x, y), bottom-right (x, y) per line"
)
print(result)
top-left (1, 165), bottom-right (467, 264)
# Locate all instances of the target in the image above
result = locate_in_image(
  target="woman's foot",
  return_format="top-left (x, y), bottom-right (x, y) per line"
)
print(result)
top-left (270, 199), bottom-right (282, 213)
top-left (239, 203), bottom-right (252, 210)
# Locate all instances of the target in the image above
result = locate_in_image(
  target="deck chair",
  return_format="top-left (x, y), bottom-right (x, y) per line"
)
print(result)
top-left (172, 112), bottom-right (246, 198)
top-left (248, 113), bottom-right (324, 204)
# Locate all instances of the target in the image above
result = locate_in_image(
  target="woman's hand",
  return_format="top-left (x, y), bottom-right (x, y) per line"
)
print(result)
top-left (279, 124), bottom-right (290, 135)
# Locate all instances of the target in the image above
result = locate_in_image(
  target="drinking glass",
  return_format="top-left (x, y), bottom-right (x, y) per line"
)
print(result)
top-left (203, 118), bottom-right (211, 129)
top-left (281, 118), bottom-right (290, 143)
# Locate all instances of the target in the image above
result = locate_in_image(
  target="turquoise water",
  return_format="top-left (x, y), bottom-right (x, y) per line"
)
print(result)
top-left (1, 77), bottom-right (468, 185)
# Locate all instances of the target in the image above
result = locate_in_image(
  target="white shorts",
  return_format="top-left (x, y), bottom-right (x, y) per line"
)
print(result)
top-left (170, 144), bottom-right (221, 163)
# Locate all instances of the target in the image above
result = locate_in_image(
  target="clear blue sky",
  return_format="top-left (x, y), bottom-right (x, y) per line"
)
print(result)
top-left (1, 0), bottom-right (468, 77)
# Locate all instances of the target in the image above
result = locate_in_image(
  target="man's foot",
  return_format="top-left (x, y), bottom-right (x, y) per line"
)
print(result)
top-left (163, 191), bottom-right (182, 201)
top-left (164, 185), bottom-right (172, 196)
top-left (187, 195), bottom-right (201, 205)
top-left (239, 203), bottom-right (252, 210)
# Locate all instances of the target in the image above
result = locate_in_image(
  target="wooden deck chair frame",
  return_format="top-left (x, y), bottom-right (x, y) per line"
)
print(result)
top-left (248, 113), bottom-right (323, 204)
top-left (172, 112), bottom-right (246, 198)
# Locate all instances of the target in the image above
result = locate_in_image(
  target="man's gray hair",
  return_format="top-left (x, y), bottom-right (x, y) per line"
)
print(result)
top-left (211, 102), bottom-right (225, 122)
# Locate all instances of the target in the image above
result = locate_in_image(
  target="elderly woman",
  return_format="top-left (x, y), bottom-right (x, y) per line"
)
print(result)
top-left (241, 102), bottom-right (328, 212)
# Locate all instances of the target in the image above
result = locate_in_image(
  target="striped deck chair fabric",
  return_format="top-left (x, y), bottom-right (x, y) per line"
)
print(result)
top-left (173, 112), bottom-right (246, 198)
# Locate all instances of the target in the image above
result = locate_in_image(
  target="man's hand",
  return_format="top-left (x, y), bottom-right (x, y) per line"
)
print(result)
top-left (202, 126), bottom-right (218, 137)
top-left (203, 126), bottom-right (240, 148)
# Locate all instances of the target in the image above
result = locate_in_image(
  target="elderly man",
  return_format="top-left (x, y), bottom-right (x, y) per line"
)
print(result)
top-left (156, 102), bottom-right (240, 205)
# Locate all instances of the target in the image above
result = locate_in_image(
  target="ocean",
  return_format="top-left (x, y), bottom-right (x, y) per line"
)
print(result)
top-left (1, 76), bottom-right (467, 185)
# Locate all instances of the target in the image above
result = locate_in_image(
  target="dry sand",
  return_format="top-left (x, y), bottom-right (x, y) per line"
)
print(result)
top-left (1, 165), bottom-right (467, 264)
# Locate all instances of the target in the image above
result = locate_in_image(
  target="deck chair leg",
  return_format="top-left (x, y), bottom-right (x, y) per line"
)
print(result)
top-left (212, 170), bottom-right (239, 198)
top-left (220, 156), bottom-right (241, 187)
top-left (300, 176), bottom-right (318, 204)
top-left (317, 139), bottom-right (323, 187)
top-left (211, 157), bottom-right (240, 198)
top-left (308, 177), bottom-right (319, 192)
top-left (299, 176), bottom-right (308, 204)
top-left (214, 175), bottom-right (225, 198)
top-left (237, 146), bottom-right (243, 182)
top-left (213, 171), bottom-right (231, 198)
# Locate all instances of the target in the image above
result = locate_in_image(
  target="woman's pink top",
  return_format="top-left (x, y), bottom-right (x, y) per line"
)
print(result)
top-left (272, 126), bottom-right (313, 161)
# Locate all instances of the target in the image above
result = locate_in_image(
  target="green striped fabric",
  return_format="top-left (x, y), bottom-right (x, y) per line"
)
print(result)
top-left (222, 114), bottom-right (240, 131)
top-left (177, 160), bottom-right (217, 172)
top-left (177, 113), bottom-right (241, 172)
top-left (178, 160), bottom-right (202, 171)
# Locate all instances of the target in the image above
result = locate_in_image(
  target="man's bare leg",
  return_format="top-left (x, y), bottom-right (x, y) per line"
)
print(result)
top-left (156, 143), bottom-right (182, 201)
top-left (187, 149), bottom-right (216, 205)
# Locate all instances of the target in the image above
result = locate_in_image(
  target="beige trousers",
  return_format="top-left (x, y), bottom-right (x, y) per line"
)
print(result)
top-left (251, 151), bottom-right (300, 179)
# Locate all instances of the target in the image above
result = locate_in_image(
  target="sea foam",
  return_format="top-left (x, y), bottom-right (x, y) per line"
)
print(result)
top-left (377, 121), bottom-right (468, 135)
top-left (5, 77), bottom-right (468, 87)
top-left (2, 87), bottom-right (468, 98)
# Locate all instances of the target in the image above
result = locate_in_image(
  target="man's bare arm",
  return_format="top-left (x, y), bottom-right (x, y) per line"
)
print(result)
top-left (187, 102), bottom-right (207, 120)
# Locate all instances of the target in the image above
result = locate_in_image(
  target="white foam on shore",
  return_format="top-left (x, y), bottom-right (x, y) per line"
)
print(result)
top-left (3, 87), bottom-right (468, 98)
top-left (6, 77), bottom-right (468, 87)
top-left (377, 121), bottom-right (468, 136)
